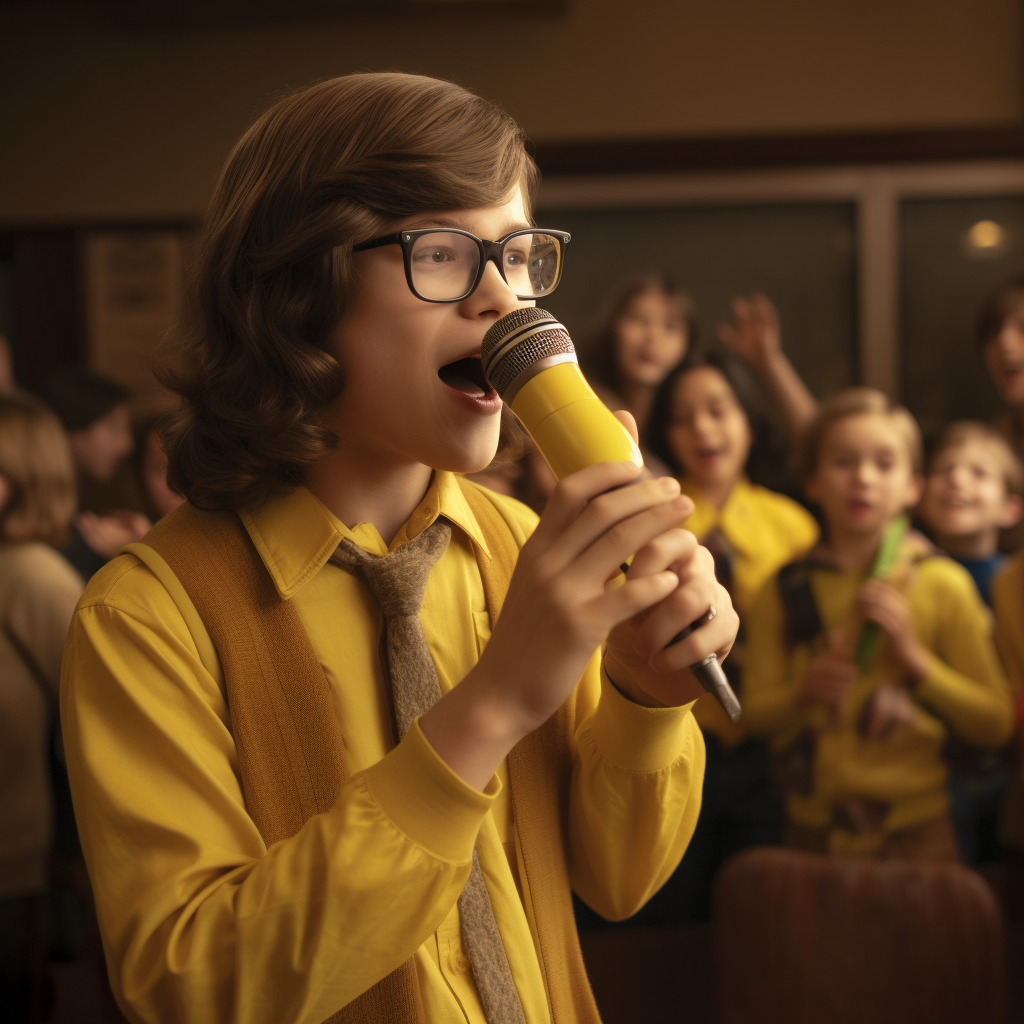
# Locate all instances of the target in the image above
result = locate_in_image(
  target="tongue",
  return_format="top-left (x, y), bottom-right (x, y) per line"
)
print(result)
top-left (439, 358), bottom-right (488, 397)
top-left (443, 371), bottom-right (486, 397)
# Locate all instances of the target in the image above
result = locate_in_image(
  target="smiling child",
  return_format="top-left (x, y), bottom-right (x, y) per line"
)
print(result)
top-left (631, 347), bottom-right (817, 922)
top-left (918, 421), bottom-right (1023, 605)
top-left (744, 388), bottom-right (1012, 859)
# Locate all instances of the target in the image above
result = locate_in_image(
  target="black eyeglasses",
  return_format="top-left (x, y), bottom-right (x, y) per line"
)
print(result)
top-left (352, 227), bottom-right (571, 303)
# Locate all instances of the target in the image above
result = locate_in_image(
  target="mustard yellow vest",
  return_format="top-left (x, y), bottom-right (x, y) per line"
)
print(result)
top-left (143, 481), bottom-right (599, 1024)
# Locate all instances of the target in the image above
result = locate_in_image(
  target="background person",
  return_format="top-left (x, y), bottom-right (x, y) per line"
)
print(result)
top-left (581, 346), bottom-right (817, 925)
top-left (0, 394), bottom-right (83, 1023)
top-left (744, 389), bottom-right (1013, 860)
top-left (39, 368), bottom-right (149, 579)
top-left (917, 421), bottom-right (1024, 865)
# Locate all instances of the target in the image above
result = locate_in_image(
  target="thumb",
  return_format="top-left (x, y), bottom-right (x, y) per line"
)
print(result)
top-left (612, 408), bottom-right (640, 444)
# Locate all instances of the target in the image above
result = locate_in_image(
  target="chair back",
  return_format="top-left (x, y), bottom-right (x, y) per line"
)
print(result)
top-left (713, 847), bottom-right (1005, 1024)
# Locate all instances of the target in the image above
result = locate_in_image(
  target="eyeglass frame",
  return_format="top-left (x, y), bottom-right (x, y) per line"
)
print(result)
top-left (351, 227), bottom-right (571, 303)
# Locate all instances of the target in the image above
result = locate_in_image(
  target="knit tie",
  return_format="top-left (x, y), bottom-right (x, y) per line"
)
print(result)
top-left (329, 518), bottom-right (526, 1024)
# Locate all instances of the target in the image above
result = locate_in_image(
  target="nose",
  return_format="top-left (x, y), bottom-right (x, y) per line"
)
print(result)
top-left (852, 458), bottom-right (874, 485)
top-left (461, 259), bottom-right (527, 321)
top-left (948, 463), bottom-right (970, 489)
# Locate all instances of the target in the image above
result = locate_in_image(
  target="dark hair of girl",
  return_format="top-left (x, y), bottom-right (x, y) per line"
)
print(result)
top-left (645, 344), bottom-right (790, 491)
top-left (977, 275), bottom-right (1024, 351)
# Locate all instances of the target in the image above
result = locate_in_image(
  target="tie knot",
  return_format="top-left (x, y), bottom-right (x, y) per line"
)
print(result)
top-left (329, 518), bottom-right (452, 619)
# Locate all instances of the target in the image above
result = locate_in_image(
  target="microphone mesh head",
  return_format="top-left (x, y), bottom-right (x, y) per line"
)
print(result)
top-left (481, 308), bottom-right (576, 399)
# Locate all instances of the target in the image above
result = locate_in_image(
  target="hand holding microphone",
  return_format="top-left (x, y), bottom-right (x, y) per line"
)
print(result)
top-left (481, 308), bottom-right (741, 719)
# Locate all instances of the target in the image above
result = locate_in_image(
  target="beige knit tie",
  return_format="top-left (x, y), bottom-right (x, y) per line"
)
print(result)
top-left (329, 518), bottom-right (526, 1024)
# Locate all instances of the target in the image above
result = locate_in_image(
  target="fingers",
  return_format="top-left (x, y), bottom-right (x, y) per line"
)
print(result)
top-left (528, 460), bottom-right (647, 548)
top-left (541, 476), bottom-right (693, 578)
top-left (625, 526), bottom-right (699, 581)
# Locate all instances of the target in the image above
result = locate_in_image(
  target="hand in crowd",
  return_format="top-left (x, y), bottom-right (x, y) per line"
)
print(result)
top-left (798, 629), bottom-right (857, 710)
top-left (716, 293), bottom-right (782, 372)
top-left (859, 681), bottom-right (918, 740)
top-left (75, 509), bottom-right (152, 559)
top-left (858, 579), bottom-right (930, 681)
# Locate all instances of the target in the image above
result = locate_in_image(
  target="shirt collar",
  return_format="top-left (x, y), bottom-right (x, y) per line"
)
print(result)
top-left (678, 476), bottom-right (759, 553)
top-left (239, 471), bottom-right (490, 600)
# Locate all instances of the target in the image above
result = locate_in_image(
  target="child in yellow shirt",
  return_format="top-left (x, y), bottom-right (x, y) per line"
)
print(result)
top-left (598, 347), bottom-right (817, 923)
top-left (917, 421), bottom-right (1022, 864)
top-left (744, 388), bottom-right (1013, 859)
top-left (58, 73), bottom-right (735, 1024)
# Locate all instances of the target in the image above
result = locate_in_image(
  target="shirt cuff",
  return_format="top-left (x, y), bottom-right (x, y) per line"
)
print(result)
top-left (361, 718), bottom-right (499, 864)
top-left (588, 666), bottom-right (697, 772)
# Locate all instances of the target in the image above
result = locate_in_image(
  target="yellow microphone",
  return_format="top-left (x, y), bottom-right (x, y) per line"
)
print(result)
top-left (482, 308), bottom-right (740, 721)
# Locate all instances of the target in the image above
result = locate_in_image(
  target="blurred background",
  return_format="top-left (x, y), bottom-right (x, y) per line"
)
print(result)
top-left (3, 1), bottom-right (1024, 1022)
top-left (3, 0), bottom-right (1024, 435)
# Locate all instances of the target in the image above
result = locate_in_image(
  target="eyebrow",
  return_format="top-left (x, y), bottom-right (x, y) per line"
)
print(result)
top-left (405, 216), bottom-right (533, 236)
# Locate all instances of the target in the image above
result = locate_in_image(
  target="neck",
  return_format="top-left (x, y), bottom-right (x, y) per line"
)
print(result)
top-left (305, 442), bottom-right (433, 547)
top-left (620, 380), bottom-right (655, 431)
top-left (692, 475), bottom-right (736, 511)
top-left (821, 524), bottom-right (888, 574)
top-left (935, 527), bottom-right (999, 560)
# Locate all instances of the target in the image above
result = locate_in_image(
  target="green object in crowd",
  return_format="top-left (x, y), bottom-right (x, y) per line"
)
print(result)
top-left (854, 514), bottom-right (909, 674)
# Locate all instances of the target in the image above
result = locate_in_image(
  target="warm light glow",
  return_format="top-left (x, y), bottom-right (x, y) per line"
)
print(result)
top-left (967, 220), bottom-right (1004, 250)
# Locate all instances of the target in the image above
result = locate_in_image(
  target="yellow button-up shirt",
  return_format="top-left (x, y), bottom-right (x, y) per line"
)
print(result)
top-left (61, 472), bottom-right (704, 1024)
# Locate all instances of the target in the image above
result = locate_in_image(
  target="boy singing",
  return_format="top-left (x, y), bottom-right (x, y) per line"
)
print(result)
top-left (59, 74), bottom-right (734, 1024)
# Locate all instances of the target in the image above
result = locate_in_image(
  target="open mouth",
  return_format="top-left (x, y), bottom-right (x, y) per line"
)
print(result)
top-left (438, 357), bottom-right (494, 398)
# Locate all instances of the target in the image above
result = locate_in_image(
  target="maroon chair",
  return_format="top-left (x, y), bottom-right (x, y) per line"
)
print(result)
top-left (713, 847), bottom-right (1005, 1024)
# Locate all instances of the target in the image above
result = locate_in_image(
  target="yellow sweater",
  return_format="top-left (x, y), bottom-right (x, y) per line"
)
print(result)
top-left (60, 473), bottom-right (704, 1024)
top-left (680, 477), bottom-right (819, 747)
top-left (743, 541), bottom-right (1013, 844)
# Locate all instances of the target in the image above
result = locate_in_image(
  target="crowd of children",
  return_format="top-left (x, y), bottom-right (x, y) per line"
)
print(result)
top-left (9, 69), bottom-right (1024, 1022)
top-left (572, 274), bottom-right (1024, 932)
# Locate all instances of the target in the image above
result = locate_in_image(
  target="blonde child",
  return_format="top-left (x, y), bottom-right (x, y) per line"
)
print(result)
top-left (744, 388), bottom-right (1013, 859)
top-left (626, 347), bottom-right (817, 922)
top-left (918, 421), bottom-right (1023, 605)
top-left (917, 422), bottom-right (1023, 863)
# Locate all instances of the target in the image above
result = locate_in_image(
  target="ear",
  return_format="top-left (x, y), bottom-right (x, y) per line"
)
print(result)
top-left (999, 493), bottom-right (1024, 530)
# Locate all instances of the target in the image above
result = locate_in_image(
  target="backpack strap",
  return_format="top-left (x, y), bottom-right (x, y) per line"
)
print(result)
top-left (777, 560), bottom-right (824, 648)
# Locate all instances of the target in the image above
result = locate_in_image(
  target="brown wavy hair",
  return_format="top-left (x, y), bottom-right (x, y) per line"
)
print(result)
top-left (159, 73), bottom-right (539, 510)
top-left (0, 393), bottom-right (76, 546)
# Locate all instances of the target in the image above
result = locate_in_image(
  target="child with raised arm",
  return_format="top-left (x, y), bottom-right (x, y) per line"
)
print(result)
top-left (744, 389), bottom-right (1013, 859)
top-left (58, 74), bottom-right (735, 1024)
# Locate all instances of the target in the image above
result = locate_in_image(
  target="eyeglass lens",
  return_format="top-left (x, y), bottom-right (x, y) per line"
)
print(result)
top-left (409, 231), bottom-right (562, 301)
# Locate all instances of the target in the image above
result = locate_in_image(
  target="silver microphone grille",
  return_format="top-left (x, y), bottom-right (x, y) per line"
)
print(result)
top-left (481, 308), bottom-right (576, 399)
